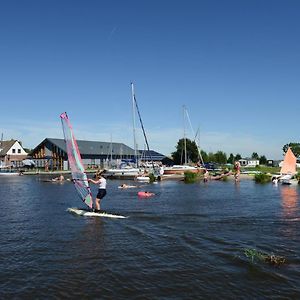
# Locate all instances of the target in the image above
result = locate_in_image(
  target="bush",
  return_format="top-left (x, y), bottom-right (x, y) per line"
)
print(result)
top-left (184, 172), bottom-right (200, 183)
top-left (254, 173), bottom-right (272, 184)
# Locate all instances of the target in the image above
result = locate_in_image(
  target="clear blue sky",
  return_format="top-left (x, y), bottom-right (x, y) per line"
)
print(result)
top-left (1, 0), bottom-right (300, 159)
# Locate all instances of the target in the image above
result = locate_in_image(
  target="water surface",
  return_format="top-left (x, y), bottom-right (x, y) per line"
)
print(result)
top-left (1, 176), bottom-right (299, 298)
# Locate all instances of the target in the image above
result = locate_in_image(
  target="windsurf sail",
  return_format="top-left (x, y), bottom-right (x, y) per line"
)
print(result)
top-left (280, 147), bottom-right (297, 175)
top-left (60, 112), bottom-right (93, 208)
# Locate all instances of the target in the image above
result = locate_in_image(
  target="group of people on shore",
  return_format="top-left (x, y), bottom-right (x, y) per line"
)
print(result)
top-left (203, 161), bottom-right (241, 183)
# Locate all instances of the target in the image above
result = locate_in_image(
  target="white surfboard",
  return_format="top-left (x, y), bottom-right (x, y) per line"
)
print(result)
top-left (67, 207), bottom-right (127, 219)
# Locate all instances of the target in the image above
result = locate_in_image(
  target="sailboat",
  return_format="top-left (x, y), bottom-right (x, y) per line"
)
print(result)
top-left (130, 82), bottom-right (161, 182)
top-left (279, 147), bottom-right (298, 185)
top-left (103, 85), bottom-right (140, 179)
top-left (60, 112), bottom-right (126, 218)
top-left (163, 106), bottom-right (200, 175)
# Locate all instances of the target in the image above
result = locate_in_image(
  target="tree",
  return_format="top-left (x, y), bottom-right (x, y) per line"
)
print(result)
top-left (234, 153), bottom-right (242, 161)
top-left (200, 150), bottom-right (208, 163)
top-left (227, 153), bottom-right (234, 164)
top-left (251, 152), bottom-right (259, 159)
top-left (214, 151), bottom-right (227, 164)
top-left (283, 143), bottom-right (300, 157)
top-left (259, 155), bottom-right (267, 165)
top-left (172, 138), bottom-right (199, 164)
top-left (207, 152), bottom-right (215, 162)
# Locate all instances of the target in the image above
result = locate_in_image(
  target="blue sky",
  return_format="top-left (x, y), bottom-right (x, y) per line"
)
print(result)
top-left (1, 0), bottom-right (300, 159)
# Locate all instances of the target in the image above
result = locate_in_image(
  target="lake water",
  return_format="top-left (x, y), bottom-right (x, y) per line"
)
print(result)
top-left (0, 175), bottom-right (299, 299)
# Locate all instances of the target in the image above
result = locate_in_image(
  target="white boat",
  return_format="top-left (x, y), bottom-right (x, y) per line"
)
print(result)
top-left (163, 165), bottom-right (200, 175)
top-left (103, 166), bottom-right (140, 178)
top-left (136, 175), bottom-right (150, 182)
top-left (0, 170), bottom-right (20, 176)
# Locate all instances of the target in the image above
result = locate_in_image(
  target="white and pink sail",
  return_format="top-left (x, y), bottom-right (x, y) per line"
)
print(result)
top-left (60, 112), bottom-right (93, 208)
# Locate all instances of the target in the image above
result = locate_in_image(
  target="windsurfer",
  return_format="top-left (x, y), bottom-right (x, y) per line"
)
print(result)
top-left (88, 171), bottom-right (107, 212)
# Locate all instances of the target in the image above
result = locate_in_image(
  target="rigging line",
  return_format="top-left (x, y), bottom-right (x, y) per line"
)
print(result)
top-left (131, 83), bottom-right (155, 172)
top-left (185, 108), bottom-right (204, 165)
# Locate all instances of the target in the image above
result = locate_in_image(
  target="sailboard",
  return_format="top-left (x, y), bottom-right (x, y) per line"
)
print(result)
top-left (67, 207), bottom-right (127, 219)
top-left (60, 112), bottom-right (126, 219)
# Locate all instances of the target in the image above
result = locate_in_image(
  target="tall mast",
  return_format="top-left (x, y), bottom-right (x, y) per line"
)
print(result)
top-left (131, 82), bottom-right (138, 167)
top-left (110, 133), bottom-right (113, 164)
top-left (132, 83), bottom-right (155, 172)
top-left (185, 108), bottom-right (204, 165)
top-left (183, 105), bottom-right (187, 165)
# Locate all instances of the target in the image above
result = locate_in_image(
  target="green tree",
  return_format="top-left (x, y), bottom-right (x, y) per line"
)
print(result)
top-left (259, 155), bottom-right (267, 165)
top-left (283, 143), bottom-right (300, 157)
top-left (234, 153), bottom-right (242, 161)
top-left (227, 153), bottom-right (234, 164)
top-left (251, 152), bottom-right (259, 159)
top-left (172, 138), bottom-right (199, 164)
top-left (200, 150), bottom-right (208, 163)
top-left (207, 152), bottom-right (215, 162)
top-left (214, 151), bottom-right (227, 164)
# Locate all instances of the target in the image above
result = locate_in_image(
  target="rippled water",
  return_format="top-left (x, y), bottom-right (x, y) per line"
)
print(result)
top-left (1, 175), bottom-right (299, 299)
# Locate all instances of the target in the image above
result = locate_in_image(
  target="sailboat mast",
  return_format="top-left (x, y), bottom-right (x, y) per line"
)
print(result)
top-left (131, 83), bottom-right (155, 171)
top-left (183, 105), bottom-right (187, 165)
top-left (131, 83), bottom-right (138, 168)
top-left (185, 108), bottom-right (204, 166)
top-left (110, 133), bottom-right (113, 164)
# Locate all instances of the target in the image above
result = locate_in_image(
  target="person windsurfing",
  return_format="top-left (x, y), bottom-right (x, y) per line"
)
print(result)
top-left (88, 170), bottom-right (107, 212)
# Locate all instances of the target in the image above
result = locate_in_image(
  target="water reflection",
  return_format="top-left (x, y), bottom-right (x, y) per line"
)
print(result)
top-left (280, 186), bottom-right (299, 219)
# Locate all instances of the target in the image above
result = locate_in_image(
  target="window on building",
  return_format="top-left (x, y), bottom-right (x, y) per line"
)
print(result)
top-left (12, 149), bottom-right (16, 153)
top-left (18, 149), bottom-right (21, 154)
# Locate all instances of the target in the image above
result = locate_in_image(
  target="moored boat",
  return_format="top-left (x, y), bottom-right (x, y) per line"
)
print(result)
top-left (163, 165), bottom-right (200, 175)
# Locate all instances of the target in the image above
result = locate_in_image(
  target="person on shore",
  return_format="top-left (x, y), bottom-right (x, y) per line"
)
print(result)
top-left (234, 161), bottom-right (241, 182)
top-left (88, 171), bottom-right (107, 212)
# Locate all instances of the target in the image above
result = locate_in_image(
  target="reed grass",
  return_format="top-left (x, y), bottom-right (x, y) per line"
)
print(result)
top-left (244, 248), bottom-right (286, 265)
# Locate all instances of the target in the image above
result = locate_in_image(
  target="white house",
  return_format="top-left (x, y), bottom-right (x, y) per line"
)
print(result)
top-left (0, 140), bottom-right (28, 168)
top-left (239, 158), bottom-right (259, 167)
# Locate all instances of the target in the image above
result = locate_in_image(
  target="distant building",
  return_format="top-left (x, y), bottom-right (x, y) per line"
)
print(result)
top-left (139, 149), bottom-right (165, 161)
top-left (239, 158), bottom-right (259, 167)
top-left (31, 138), bottom-right (167, 170)
top-left (267, 160), bottom-right (280, 167)
top-left (0, 139), bottom-right (28, 168)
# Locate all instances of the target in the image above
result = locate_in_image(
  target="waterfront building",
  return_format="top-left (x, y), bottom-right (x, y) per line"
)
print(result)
top-left (0, 139), bottom-right (28, 168)
top-left (31, 138), bottom-right (167, 171)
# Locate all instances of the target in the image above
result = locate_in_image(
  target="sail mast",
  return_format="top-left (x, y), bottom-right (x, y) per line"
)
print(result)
top-left (131, 83), bottom-right (155, 172)
top-left (183, 105), bottom-right (187, 165)
top-left (185, 108), bottom-right (204, 166)
top-left (131, 83), bottom-right (138, 168)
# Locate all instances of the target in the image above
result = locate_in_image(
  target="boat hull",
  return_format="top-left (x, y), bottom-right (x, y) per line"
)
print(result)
top-left (163, 166), bottom-right (201, 175)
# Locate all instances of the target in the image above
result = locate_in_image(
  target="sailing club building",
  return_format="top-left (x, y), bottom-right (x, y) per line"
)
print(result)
top-left (31, 138), bottom-right (168, 170)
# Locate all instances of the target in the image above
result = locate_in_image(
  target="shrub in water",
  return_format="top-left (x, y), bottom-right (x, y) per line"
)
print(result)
top-left (184, 172), bottom-right (200, 183)
top-left (254, 173), bottom-right (272, 183)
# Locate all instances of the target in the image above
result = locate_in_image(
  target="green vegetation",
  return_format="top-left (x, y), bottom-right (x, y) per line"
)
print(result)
top-left (254, 173), bottom-right (272, 183)
top-left (172, 138), bottom-right (199, 164)
top-left (148, 173), bottom-right (156, 183)
top-left (184, 172), bottom-right (201, 183)
top-left (283, 142), bottom-right (300, 157)
top-left (243, 165), bottom-right (281, 174)
top-left (244, 248), bottom-right (286, 265)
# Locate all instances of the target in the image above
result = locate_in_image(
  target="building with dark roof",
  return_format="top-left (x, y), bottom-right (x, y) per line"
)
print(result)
top-left (31, 138), bottom-right (168, 170)
top-left (0, 140), bottom-right (28, 168)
